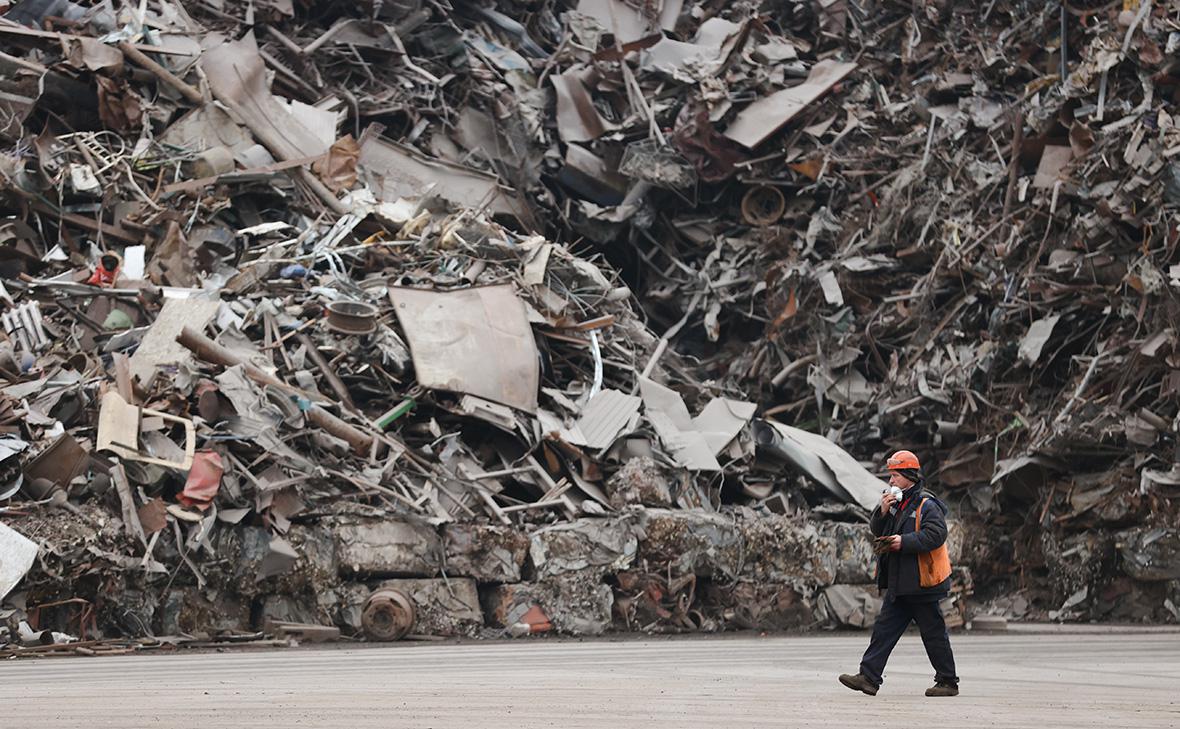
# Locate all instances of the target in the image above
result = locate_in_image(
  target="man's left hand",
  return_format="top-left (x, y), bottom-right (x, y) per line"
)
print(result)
top-left (886, 535), bottom-right (902, 552)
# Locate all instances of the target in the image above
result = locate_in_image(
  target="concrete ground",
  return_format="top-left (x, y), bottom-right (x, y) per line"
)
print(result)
top-left (2, 632), bottom-right (1178, 728)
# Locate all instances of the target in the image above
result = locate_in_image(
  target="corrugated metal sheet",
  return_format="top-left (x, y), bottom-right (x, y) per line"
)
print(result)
top-left (562, 389), bottom-right (642, 450)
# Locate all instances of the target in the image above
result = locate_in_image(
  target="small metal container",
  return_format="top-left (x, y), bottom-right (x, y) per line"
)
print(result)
top-left (325, 300), bottom-right (379, 335)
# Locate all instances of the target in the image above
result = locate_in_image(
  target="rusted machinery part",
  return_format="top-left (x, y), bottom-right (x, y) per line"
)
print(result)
top-left (361, 588), bottom-right (416, 641)
top-left (740, 185), bottom-right (786, 226)
top-left (325, 300), bottom-right (379, 335)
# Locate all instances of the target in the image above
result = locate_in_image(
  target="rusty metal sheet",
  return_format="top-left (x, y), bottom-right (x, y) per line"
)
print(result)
top-left (724, 60), bottom-right (857, 148)
top-left (551, 68), bottom-right (617, 143)
top-left (199, 33), bottom-right (331, 160)
top-left (390, 285), bottom-right (539, 412)
top-left (358, 131), bottom-right (523, 219)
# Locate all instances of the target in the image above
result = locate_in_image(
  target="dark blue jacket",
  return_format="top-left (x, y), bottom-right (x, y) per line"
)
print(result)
top-left (870, 484), bottom-right (951, 598)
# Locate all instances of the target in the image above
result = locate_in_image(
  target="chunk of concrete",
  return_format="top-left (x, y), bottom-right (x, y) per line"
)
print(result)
top-left (334, 518), bottom-right (443, 577)
top-left (528, 516), bottom-right (638, 580)
top-left (638, 509), bottom-right (743, 579)
top-left (481, 578), bottom-right (614, 635)
top-left (442, 523), bottom-right (529, 583)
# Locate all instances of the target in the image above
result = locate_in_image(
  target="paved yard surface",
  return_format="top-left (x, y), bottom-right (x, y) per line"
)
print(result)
top-left (2, 632), bottom-right (1177, 727)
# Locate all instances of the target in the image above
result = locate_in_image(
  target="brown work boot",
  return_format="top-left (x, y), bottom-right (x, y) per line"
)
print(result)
top-left (838, 673), bottom-right (878, 696)
top-left (925, 682), bottom-right (959, 697)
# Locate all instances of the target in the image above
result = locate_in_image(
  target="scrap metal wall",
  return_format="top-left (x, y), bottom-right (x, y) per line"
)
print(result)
top-left (0, 0), bottom-right (1178, 649)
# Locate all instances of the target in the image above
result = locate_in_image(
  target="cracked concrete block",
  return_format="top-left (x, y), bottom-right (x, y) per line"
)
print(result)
top-left (528, 516), bottom-right (639, 580)
top-left (638, 509), bottom-right (743, 579)
top-left (334, 518), bottom-right (443, 577)
top-left (443, 523), bottom-right (529, 583)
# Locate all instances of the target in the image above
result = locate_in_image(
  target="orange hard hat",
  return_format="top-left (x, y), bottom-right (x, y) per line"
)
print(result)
top-left (886, 450), bottom-right (920, 471)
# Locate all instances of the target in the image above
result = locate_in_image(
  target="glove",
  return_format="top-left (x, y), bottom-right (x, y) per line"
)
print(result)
top-left (872, 536), bottom-right (895, 555)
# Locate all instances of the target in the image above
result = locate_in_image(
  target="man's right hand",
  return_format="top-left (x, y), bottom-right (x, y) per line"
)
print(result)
top-left (880, 491), bottom-right (897, 513)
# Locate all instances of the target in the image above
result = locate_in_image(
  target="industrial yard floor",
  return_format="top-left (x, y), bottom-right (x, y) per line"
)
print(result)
top-left (3, 631), bottom-right (1178, 727)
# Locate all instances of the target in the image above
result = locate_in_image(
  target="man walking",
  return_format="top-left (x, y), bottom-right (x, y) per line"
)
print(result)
top-left (839, 450), bottom-right (959, 697)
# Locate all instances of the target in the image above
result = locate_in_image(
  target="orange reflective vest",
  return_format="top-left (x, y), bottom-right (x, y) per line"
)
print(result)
top-left (914, 497), bottom-right (952, 588)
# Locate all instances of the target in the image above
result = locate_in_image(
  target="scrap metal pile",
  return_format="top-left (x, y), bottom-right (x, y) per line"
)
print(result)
top-left (0, 0), bottom-right (1177, 650)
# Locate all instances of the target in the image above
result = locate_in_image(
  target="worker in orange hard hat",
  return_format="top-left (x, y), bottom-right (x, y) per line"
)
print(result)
top-left (839, 449), bottom-right (959, 698)
top-left (886, 449), bottom-right (920, 471)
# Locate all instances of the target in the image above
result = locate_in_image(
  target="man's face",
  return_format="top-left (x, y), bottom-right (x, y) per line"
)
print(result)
top-left (889, 471), bottom-right (913, 489)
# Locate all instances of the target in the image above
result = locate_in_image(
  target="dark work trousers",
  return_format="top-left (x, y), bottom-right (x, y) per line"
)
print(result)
top-left (858, 592), bottom-right (958, 688)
